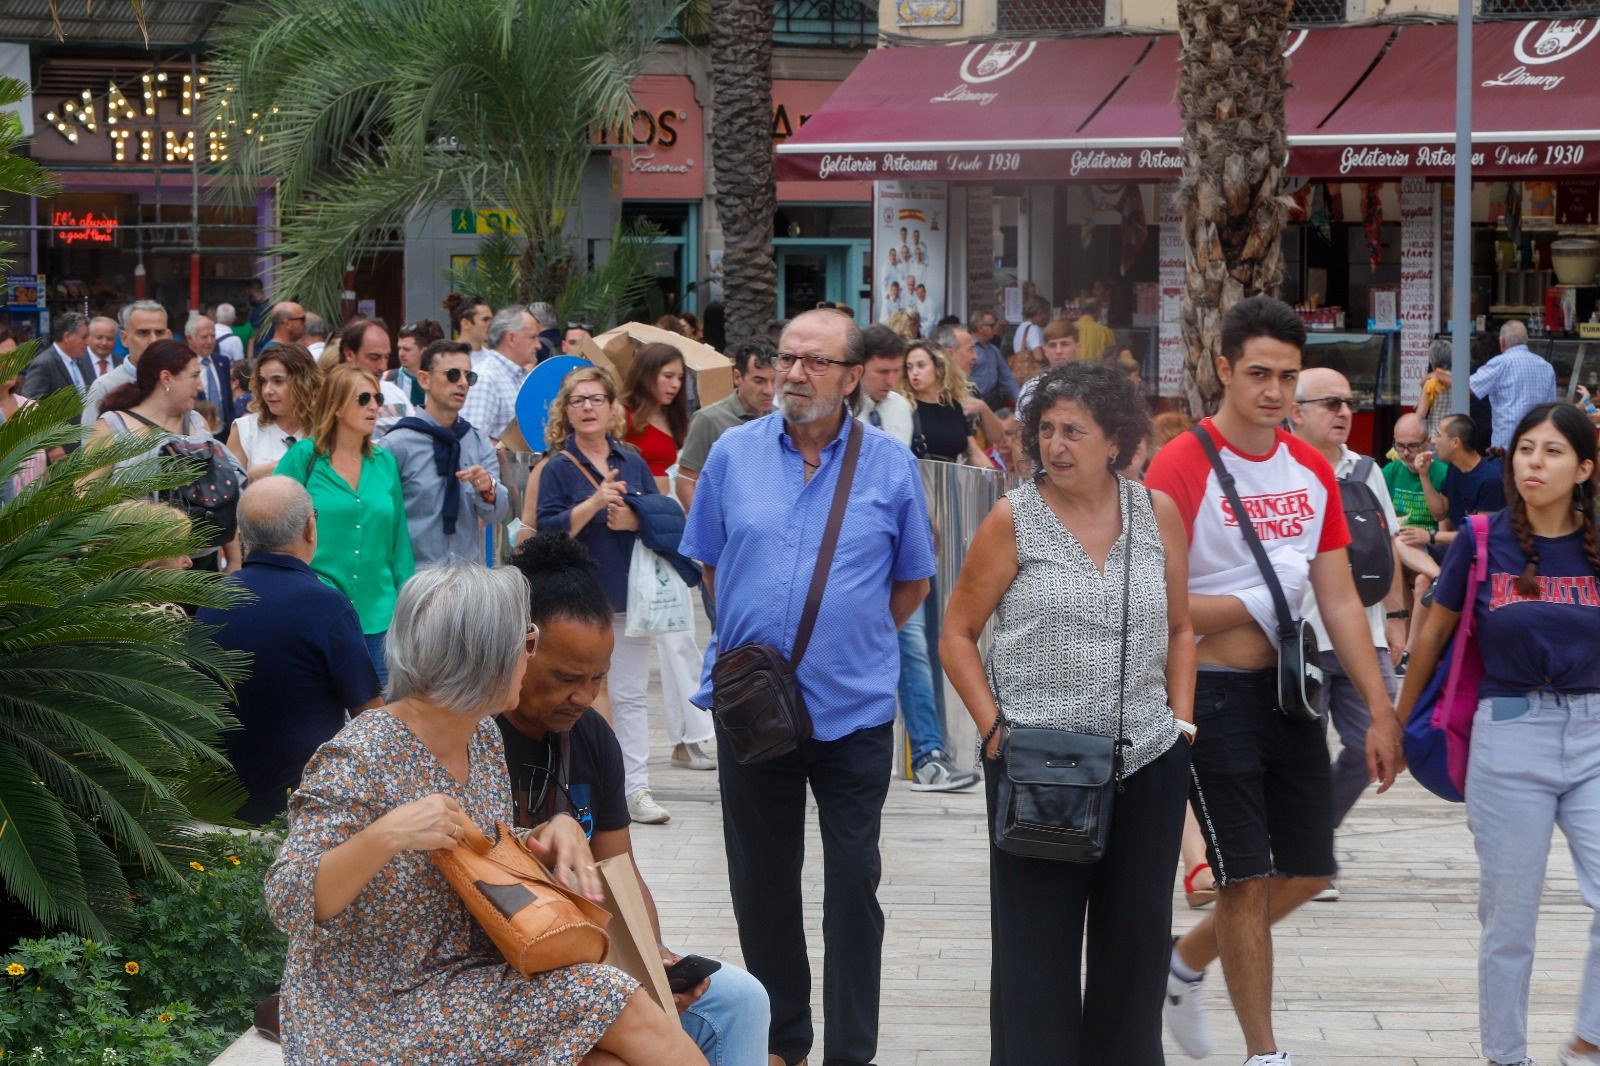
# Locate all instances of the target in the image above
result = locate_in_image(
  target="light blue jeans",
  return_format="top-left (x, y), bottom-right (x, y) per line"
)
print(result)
top-left (1466, 689), bottom-right (1600, 1063)
top-left (363, 631), bottom-right (388, 691)
top-left (897, 607), bottom-right (946, 765)
top-left (678, 958), bottom-right (770, 1066)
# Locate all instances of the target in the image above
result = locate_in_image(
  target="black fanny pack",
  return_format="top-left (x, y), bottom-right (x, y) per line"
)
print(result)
top-left (711, 417), bottom-right (862, 765)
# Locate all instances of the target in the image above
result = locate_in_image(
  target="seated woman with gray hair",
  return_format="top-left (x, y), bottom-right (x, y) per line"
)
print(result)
top-left (265, 564), bottom-right (707, 1065)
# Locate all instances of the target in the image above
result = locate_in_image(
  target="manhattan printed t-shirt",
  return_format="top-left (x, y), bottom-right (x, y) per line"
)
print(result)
top-left (1432, 510), bottom-right (1600, 697)
top-left (1144, 419), bottom-right (1350, 643)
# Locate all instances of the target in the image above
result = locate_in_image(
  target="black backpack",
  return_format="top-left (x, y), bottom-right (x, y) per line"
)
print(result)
top-left (1338, 456), bottom-right (1394, 607)
top-left (124, 410), bottom-right (245, 548)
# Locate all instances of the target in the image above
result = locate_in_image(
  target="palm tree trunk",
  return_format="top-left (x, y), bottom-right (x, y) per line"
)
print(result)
top-left (1177, 0), bottom-right (1290, 415)
top-left (708, 0), bottom-right (778, 346)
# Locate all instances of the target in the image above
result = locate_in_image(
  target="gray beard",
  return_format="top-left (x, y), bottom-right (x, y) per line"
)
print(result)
top-left (781, 389), bottom-right (836, 424)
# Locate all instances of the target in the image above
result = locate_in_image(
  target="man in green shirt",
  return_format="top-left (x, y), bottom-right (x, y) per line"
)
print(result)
top-left (674, 337), bottom-right (777, 513)
top-left (1383, 412), bottom-right (1448, 532)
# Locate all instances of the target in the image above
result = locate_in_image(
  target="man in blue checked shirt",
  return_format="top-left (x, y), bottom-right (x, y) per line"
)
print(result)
top-left (681, 308), bottom-right (937, 1066)
top-left (1470, 318), bottom-right (1556, 452)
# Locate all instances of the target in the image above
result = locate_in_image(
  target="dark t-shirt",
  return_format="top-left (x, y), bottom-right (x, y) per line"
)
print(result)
top-left (914, 400), bottom-right (970, 461)
top-left (497, 710), bottom-right (630, 838)
top-left (1442, 456), bottom-right (1505, 528)
top-left (1433, 510), bottom-right (1600, 697)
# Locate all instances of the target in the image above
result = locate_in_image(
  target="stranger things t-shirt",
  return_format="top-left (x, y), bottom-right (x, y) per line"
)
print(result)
top-left (1145, 419), bottom-right (1349, 644)
top-left (1433, 510), bottom-right (1600, 696)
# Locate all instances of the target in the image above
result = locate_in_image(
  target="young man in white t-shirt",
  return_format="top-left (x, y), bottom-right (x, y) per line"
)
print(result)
top-left (1144, 296), bottom-right (1402, 1066)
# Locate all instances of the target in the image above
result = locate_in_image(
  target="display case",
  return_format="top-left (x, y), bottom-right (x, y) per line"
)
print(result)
top-left (1302, 331), bottom-right (1397, 409)
top-left (1539, 337), bottom-right (1600, 400)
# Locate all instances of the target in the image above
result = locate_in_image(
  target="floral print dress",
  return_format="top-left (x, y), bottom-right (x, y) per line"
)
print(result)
top-left (265, 709), bottom-right (637, 1064)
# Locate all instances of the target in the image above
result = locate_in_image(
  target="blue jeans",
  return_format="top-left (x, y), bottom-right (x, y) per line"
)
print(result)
top-left (363, 631), bottom-right (388, 691)
top-left (1467, 690), bottom-right (1600, 1063)
top-left (678, 957), bottom-right (771, 1066)
top-left (897, 608), bottom-right (945, 765)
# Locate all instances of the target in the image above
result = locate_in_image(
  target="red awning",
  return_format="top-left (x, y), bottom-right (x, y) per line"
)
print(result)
top-left (1066, 27), bottom-right (1393, 180)
top-left (772, 37), bottom-right (1154, 184)
top-left (1294, 19), bottom-right (1600, 177)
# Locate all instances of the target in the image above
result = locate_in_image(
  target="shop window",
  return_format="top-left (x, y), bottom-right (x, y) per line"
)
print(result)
top-left (772, 0), bottom-right (878, 46)
top-left (1480, 0), bottom-right (1600, 14)
top-left (1288, 0), bottom-right (1350, 25)
top-left (996, 0), bottom-right (1105, 34)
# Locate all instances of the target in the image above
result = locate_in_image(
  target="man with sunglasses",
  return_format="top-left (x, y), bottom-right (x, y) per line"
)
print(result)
top-left (378, 340), bottom-right (508, 567)
top-left (499, 532), bottom-right (772, 1065)
top-left (1289, 368), bottom-right (1407, 894)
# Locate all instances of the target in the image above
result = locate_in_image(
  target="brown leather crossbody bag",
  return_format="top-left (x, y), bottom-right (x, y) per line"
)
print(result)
top-left (711, 417), bottom-right (863, 764)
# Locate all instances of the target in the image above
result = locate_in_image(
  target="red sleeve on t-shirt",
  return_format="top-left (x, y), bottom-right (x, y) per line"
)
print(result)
top-left (1281, 431), bottom-right (1351, 553)
top-left (1143, 429), bottom-right (1208, 543)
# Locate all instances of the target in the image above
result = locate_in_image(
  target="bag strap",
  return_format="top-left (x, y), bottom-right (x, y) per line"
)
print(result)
top-left (121, 409), bottom-right (160, 430)
top-left (1112, 477), bottom-right (1134, 787)
top-left (561, 449), bottom-right (605, 492)
top-left (1441, 513), bottom-right (1490, 703)
top-left (791, 416), bottom-right (863, 666)
top-left (1190, 425), bottom-right (1295, 637)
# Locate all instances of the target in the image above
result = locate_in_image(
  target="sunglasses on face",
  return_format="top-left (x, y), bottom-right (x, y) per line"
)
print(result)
top-left (440, 368), bottom-right (478, 385)
top-left (1299, 396), bottom-right (1354, 413)
top-left (354, 392), bottom-right (377, 407)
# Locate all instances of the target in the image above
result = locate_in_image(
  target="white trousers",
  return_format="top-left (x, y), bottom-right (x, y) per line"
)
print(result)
top-left (610, 614), bottom-right (716, 795)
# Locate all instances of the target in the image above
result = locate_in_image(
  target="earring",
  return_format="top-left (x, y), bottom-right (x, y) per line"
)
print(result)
top-left (1107, 453), bottom-right (1118, 467)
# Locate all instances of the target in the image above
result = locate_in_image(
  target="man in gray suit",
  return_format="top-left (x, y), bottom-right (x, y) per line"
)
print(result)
top-left (22, 312), bottom-right (96, 457)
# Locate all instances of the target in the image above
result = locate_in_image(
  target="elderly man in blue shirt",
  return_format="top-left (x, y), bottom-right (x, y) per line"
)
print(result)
top-left (199, 476), bottom-right (383, 825)
top-left (682, 307), bottom-right (938, 1066)
top-left (1470, 318), bottom-right (1556, 452)
top-left (379, 340), bottom-right (509, 568)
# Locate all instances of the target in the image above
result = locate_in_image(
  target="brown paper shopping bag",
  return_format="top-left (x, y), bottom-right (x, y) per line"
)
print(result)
top-left (595, 854), bottom-right (675, 1013)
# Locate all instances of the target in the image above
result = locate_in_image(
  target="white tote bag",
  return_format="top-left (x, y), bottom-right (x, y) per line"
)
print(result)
top-left (624, 539), bottom-right (692, 636)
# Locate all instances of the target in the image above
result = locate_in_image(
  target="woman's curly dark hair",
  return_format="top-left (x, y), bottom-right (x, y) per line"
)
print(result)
top-left (1022, 362), bottom-right (1150, 476)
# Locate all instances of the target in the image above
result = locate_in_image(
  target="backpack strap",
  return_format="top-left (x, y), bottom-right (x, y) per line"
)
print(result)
top-left (1349, 455), bottom-right (1375, 484)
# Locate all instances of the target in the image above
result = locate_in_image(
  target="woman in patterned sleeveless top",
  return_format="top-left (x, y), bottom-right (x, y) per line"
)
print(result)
top-left (941, 362), bottom-right (1196, 1065)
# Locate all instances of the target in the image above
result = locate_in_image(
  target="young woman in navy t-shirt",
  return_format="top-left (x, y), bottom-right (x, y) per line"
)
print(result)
top-left (1397, 402), bottom-right (1600, 1066)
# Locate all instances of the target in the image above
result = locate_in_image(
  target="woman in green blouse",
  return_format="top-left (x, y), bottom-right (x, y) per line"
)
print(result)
top-left (277, 363), bottom-right (414, 686)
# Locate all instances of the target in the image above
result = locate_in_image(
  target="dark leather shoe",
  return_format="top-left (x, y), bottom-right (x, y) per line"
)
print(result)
top-left (254, 992), bottom-right (281, 1042)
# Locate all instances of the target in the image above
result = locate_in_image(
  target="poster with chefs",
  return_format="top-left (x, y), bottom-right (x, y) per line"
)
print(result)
top-left (874, 182), bottom-right (948, 328)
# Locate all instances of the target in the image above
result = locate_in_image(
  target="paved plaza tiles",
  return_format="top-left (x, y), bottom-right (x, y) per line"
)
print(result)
top-left (216, 714), bottom-right (1589, 1065)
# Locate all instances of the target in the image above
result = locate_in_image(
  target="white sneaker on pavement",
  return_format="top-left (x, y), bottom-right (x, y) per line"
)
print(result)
top-left (671, 742), bottom-right (717, 771)
top-left (1164, 965), bottom-right (1213, 1059)
top-left (626, 787), bottom-right (671, 825)
top-left (910, 749), bottom-right (979, 792)
top-left (1244, 1054), bottom-right (1293, 1065)
top-left (1312, 881), bottom-right (1341, 902)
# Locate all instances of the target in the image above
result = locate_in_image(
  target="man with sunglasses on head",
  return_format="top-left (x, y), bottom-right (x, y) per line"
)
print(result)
top-left (561, 321), bottom-right (595, 355)
top-left (378, 340), bottom-right (508, 568)
top-left (1288, 368), bottom-right (1407, 899)
top-left (499, 532), bottom-right (771, 1064)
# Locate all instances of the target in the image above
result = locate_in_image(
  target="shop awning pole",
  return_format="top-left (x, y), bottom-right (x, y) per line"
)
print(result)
top-left (1449, 1), bottom-right (1473, 415)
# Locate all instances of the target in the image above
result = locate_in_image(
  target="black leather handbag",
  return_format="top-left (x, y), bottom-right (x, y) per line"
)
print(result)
top-left (711, 417), bottom-right (862, 764)
top-left (1190, 427), bottom-right (1323, 723)
top-left (988, 480), bottom-right (1134, 863)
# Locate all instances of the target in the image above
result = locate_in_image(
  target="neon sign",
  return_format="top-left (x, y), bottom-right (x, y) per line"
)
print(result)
top-left (53, 211), bottom-right (119, 245)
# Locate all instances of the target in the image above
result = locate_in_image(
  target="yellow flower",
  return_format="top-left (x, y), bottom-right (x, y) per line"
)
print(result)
top-left (124, 961), bottom-right (140, 975)
top-left (188, 861), bottom-right (205, 873)
top-left (227, 855), bottom-right (241, 866)
top-left (157, 1012), bottom-right (174, 1024)
top-left (5, 963), bottom-right (24, 976)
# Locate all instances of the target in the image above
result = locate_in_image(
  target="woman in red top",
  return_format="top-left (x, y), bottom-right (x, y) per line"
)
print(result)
top-left (618, 341), bottom-right (718, 777)
top-left (622, 342), bottom-right (690, 494)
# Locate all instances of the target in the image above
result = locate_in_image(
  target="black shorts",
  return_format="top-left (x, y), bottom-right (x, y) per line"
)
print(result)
top-left (1188, 669), bottom-right (1336, 887)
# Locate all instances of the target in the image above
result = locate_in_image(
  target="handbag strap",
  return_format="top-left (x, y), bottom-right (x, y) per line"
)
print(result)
top-left (792, 415), bottom-right (863, 666)
top-left (1190, 425), bottom-right (1295, 637)
top-left (561, 449), bottom-right (605, 491)
top-left (1441, 512), bottom-right (1491, 701)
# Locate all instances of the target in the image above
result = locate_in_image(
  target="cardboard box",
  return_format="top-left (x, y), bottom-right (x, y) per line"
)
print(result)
top-left (578, 322), bottom-right (734, 404)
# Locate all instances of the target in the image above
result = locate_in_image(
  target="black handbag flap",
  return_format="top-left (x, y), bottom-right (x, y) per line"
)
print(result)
top-left (1002, 727), bottom-right (1115, 788)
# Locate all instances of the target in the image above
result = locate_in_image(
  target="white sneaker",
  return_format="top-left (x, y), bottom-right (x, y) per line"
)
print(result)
top-left (1560, 1042), bottom-right (1600, 1065)
top-left (626, 788), bottom-right (671, 825)
top-left (1164, 965), bottom-right (1213, 1058)
top-left (1244, 1055), bottom-right (1293, 1066)
top-left (671, 742), bottom-right (717, 771)
top-left (1313, 881), bottom-right (1341, 902)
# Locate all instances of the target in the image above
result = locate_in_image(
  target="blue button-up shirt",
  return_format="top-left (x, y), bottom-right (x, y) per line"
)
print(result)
top-left (682, 412), bottom-right (937, 740)
top-left (970, 338), bottom-right (1019, 406)
top-left (536, 436), bottom-right (659, 612)
top-left (1469, 343), bottom-right (1557, 449)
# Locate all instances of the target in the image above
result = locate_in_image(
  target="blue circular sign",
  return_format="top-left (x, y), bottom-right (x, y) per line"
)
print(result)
top-left (514, 356), bottom-right (591, 450)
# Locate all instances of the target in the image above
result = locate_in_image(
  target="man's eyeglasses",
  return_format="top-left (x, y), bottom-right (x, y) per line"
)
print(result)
top-left (567, 394), bottom-right (610, 409)
top-left (775, 351), bottom-right (856, 376)
top-left (1298, 396), bottom-right (1353, 413)
top-left (441, 368), bottom-right (478, 385)
top-left (522, 765), bottom-right (594, 839)
top-left (1394, 440), bottom-right (1427, 453)
top-left (526, 622), bottom-right (541, 656)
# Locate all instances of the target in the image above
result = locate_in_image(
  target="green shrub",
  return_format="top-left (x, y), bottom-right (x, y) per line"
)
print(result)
top-left (0, 830), bottom-right (284, 1064)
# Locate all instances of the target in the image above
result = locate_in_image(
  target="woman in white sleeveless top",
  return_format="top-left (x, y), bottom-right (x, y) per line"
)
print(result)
top-left (941, 362), bottom-right (1196, 1065)
top-left (228, 342), bottom-right (320, 481)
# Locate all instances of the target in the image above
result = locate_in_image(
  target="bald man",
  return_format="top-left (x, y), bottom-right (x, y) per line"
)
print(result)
top-left (197, 476), bottom-right (383, 824)
top-left (257, 301), bottom-right (307, 355)
top-left (1289, 368), bottom-right (1406, 869)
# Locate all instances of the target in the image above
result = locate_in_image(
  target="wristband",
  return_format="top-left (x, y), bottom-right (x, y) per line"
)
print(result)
top-left (1386, 609), bottom-right (1410, 620)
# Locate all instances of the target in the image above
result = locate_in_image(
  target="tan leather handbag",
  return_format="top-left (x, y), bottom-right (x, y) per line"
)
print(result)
top-left (432, 817), bottom-right (612, 976)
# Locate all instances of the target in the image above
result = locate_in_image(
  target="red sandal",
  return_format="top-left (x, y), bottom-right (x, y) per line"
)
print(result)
top-left (1183, 862), bottom-right (1216, 909)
